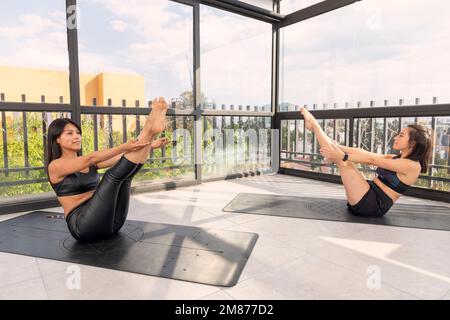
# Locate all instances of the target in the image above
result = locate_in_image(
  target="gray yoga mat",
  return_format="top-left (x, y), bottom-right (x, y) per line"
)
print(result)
top-left (222, 193), bottom-right (450, 231)
top-left (0, 211), bottom-right (258, 287)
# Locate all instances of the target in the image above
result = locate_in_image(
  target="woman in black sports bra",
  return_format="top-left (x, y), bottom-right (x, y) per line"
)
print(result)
top-left (46, 97), bottom-right (169, 242)
top-left (300, 107), bottom-right (432, 217)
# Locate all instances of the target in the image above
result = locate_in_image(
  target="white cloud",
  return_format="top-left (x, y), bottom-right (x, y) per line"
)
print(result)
top-left (0, 13), bottom-right (62, 39)
top-left (280, 0), bottom-right (450, 107)
top-left (200, 5), bottom-right (272, 107)
top-left (0, 10), bottom-right (69, 70)
top-left (1, 0), bottom-right (449, 107)
top-left (78, 50), bottom-right (137, 75)
top-left (75, 0), bottom-right (272, 104)
top-left (76, 0), bottom-right (193, 99)
top-left (109, 19), bottom-right (128, 32)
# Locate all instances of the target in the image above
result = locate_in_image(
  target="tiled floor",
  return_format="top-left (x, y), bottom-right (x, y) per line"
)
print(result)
top-left (1, 174), bottom-right (450, 300)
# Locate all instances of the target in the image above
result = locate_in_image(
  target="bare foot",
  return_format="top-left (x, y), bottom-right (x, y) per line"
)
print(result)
top-left (147, 97), bottom-right (168, 135)
top-left (151, 137), bottom-right (170, 149)
top-left (300, 107), bottom-right (319, 131)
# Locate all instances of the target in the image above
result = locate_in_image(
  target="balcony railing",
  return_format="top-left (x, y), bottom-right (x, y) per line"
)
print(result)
top-left (0, 98), bottom-right (273, 201)
top-left (277, 102), bottom-right (450, 200)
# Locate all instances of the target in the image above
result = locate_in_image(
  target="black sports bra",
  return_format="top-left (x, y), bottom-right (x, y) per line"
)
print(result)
top-left (50, 165), bottom-right (100, 197)
top-left (375, 156), bottom-right (410, 194)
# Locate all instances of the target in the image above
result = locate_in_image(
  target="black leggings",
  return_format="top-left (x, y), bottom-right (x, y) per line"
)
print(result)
top-left (66, 155), bottom-right (143, 242)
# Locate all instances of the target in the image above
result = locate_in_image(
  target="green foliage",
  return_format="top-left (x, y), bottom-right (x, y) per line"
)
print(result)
top-left (0, 113), bottom-right (195, 198)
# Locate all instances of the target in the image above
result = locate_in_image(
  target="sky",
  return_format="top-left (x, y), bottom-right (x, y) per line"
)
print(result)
top-left (0, 0), bottom-right (449, 108)
top-left (280, 0), bottom-right (450, 108)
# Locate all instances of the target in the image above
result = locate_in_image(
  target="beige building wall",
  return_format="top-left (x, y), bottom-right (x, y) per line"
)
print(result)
top-left (0, 65), bottom-right (70, 103)
top-left (79, 73), bottom-right (97, 106)
top-left (0, 66), bottom-right (145, 105)
top-left (0, 66), bottom-right (146, 132)
top-left (79, 72), bottom-right (145, 107)
top-left (97, 73), bottom-right (145, 107)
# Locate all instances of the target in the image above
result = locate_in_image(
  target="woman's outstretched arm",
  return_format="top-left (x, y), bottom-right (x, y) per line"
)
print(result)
top-left (96, 137), bottom-right (171, 169)
top-left (48, 139), bottom-right (150, 181)
top-left (333, 141), bottom-right (395, 159)
top-left (320, 143), bottom-right (419, 175)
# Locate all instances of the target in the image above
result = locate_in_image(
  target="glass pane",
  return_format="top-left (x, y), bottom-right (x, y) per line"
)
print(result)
top-left (0, 0), bottom-right (70, 103)
top-left (280, 0), bottom-right (450, 111)
top-left (78, 0), bottom-right (193, 108)
top-left (281, 118), bottom-right (333, 173)
top-left (202, 116), bottom-right (271, 178)
top-left (200, 5), bottom-right (272, 111)
top-left (133, 116), bottom-right (195, 184)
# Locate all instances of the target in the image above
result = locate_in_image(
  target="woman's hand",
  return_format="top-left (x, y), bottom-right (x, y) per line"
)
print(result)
top-left (151, 137), bottom-right (170, 149)
top-left (320, 143), bottom-right (345, 162)
top-left (120, 139), bottom-right (151, 152)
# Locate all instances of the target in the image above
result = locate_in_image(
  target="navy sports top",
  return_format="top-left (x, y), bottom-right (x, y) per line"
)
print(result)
top-left (375, 156), bottom-right (410, 194)
top-left (50, 165), bottom-right (100, 197)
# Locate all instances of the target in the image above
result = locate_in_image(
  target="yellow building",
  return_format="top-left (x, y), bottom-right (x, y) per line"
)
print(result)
top-left (80, 72), bottom-right (145, 108)
top-left (0, 65), bottom-right (70, 104)
top-left (0, 65), bottom-right (146, 131)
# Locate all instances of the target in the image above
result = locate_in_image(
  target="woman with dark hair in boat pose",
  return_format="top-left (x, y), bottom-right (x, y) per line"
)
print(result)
top-left (46, 97), bottom-right (169, 241)
top-left (300, 107), bottom-right (432, 217)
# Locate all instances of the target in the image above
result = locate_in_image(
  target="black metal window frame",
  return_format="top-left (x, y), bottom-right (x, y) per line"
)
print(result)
top-left (1, 0), bottom-right (448, 214)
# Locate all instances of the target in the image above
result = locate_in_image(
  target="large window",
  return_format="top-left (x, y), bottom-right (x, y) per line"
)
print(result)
top-left (0, 1), bottom-right (70, 199)
top-left (1, 0), bottom-right (448, 204)
top-left (78, 0), bottom-right (193, 108)
top-left (279, 0), bottom-right (450, 111)
top-left (202, 116), bottom-right (272, 178)
top-left (77, 0), bottom-right (195, 185)
top-left (200, 5), bottom-right (272, 111)
top-left (0, 0), bottom-right (69, 104)
top-left (200, 4), bottom-right (273, 177)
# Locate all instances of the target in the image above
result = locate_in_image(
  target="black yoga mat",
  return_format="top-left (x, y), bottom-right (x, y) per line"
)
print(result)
top-left (0, 211), bottom-right (258, 287)
top-left (222, 193), bottom-right (450, 231)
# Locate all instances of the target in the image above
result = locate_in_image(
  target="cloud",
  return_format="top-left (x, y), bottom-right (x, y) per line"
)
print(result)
top-left (109, 19), bottom-right (128, 32)
top-left (200, 5), bottom-right (272, 107)
top-left (280, 0), bottom-right (450, 107)
top-left (75, 0), bottom-right (272, 105)
top-left (0, 12), bottom-right (63, 39)
top-left (0, 10), bottom-right (69, 70)
top-left (1, 0), bottom-right (449, 107)
top-left (76, 0), bottom-right (193, 99)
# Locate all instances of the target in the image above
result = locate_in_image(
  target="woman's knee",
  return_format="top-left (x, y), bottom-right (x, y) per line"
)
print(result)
top-left (107, 155), bottom-right (140, 180)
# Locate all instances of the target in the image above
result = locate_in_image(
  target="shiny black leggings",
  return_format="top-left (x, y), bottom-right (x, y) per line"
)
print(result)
top-left (66, 155), bottom-right (143, 242)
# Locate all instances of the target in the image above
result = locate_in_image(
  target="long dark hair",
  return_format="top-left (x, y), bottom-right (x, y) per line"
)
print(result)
top-left (45, 118), bottom-right (82, 174)
top-left (405, 124), bottom-right (432, 173)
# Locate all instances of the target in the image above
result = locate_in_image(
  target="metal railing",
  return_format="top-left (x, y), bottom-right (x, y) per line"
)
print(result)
top-left (277, 103), bottom-right (450, 199)
top-left (0, 99), bottom-right (273, 190)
